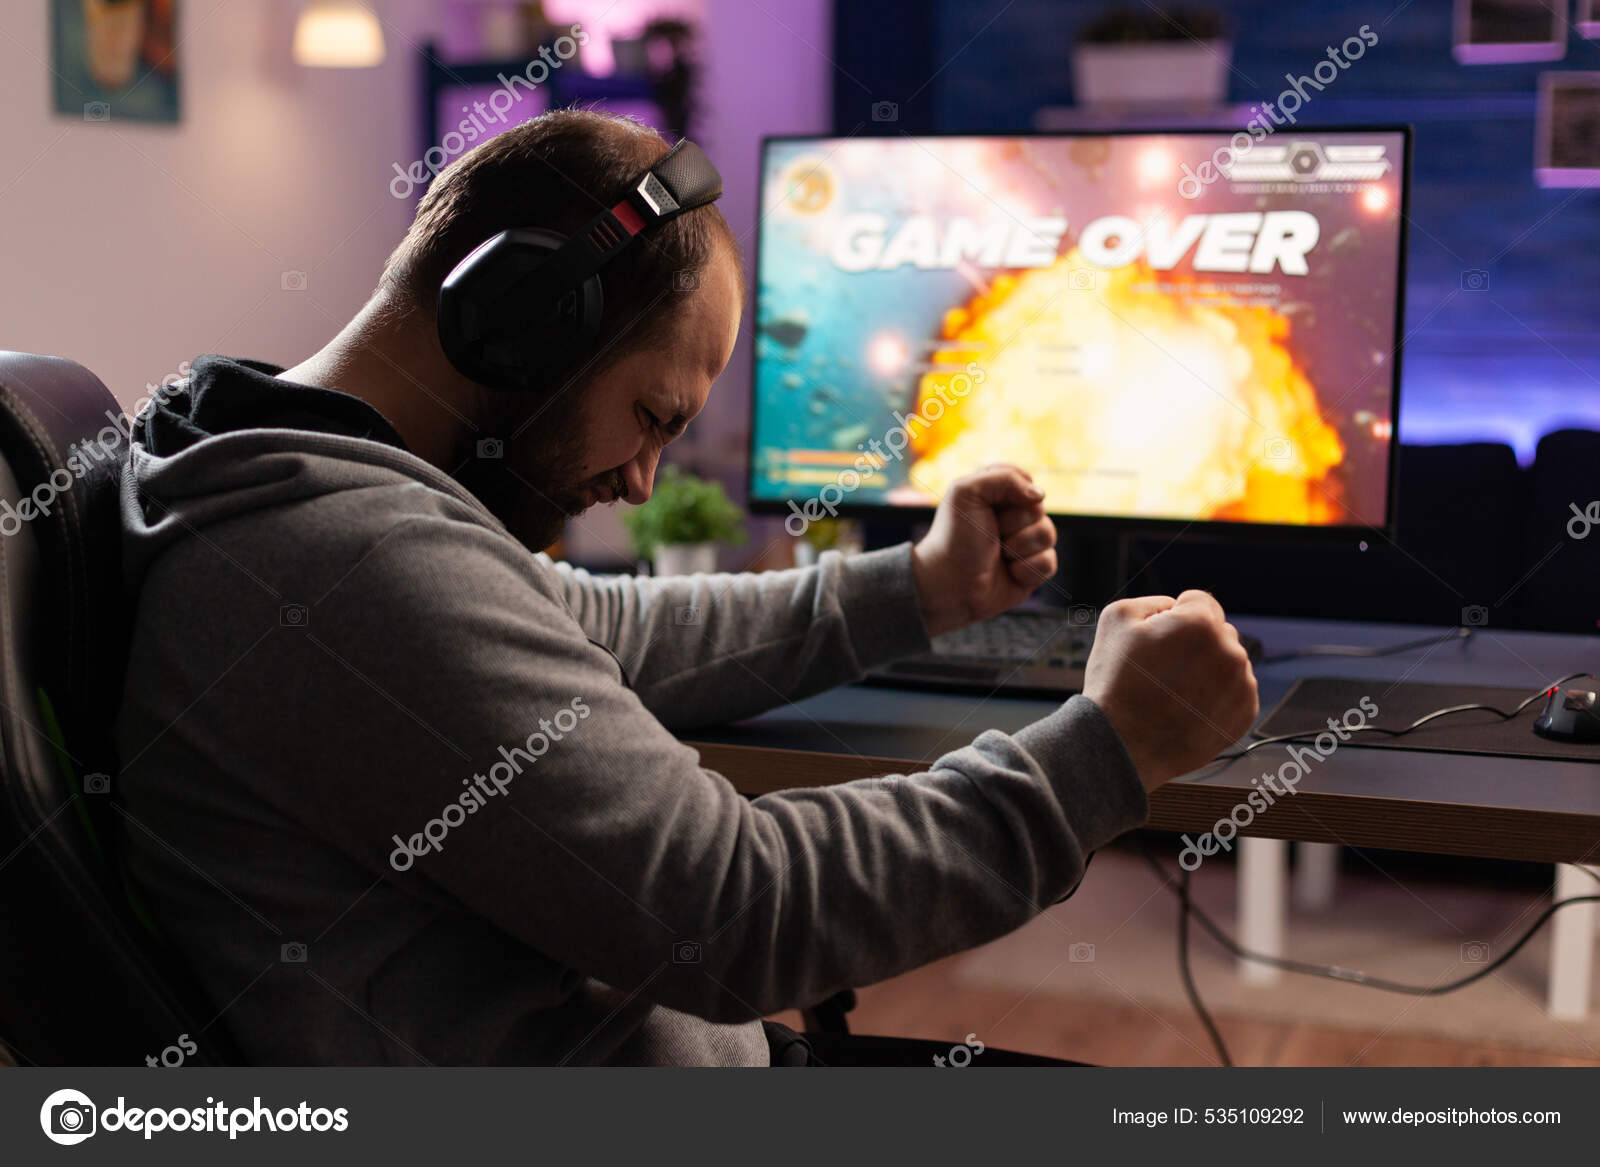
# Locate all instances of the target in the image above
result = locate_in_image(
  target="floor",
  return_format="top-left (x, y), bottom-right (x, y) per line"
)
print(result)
top-left (10, 844), bottom-right (1596, 1068)
top-left (771, 838), bottom-right (1600, 1067)
top-left (772, 954), bottom-right (1600, 1067)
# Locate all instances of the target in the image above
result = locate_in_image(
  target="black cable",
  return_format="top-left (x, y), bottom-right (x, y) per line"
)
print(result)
top-left (1139, 842), bottom-right (1600, 1064)
top-left (1257, 626), bottom-right (1474, 666)
top-left (1176, 864), bottom-right (1232, 1066)
top-left (1573, 863), bottom-right (1600, 890)
top-left (1195, 671), bottom-right (1594, 768)
top-left (1137, 673), bottom-right (1597, 1061)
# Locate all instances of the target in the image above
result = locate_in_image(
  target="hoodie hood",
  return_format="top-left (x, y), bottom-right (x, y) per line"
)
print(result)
top-left (122, 355), bottom-right (504, 591)
top-left (137, 355), bottom-right (409, 458)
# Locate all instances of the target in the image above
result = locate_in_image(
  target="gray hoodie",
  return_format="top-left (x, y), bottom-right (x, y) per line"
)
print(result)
top-left (113, 359), bottom-right (1149, 1065)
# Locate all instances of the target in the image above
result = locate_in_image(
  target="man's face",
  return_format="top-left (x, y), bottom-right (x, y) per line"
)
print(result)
top-left (462, 244), bottom-right (743, 549)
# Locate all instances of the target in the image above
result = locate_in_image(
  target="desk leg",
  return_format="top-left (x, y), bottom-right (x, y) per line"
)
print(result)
top-left (1548, 864), bottom-right (1596, 1020)
top-left (1294, 842), bottom-right (1340, 912)
top-left (1238, 837), bottom-right (1287, 985)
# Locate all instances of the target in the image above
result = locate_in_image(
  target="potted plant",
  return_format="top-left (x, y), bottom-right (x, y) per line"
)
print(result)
top-left (620, 465), bottom-right (745, 575)
top-left (792, 517), bottom-right (863, 567)
top-left (1074, 5), bottom-right (1230, 108)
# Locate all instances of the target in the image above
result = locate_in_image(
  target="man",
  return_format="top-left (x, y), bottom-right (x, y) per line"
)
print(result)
top-left (114, 110), bottom-right (1258, 1067)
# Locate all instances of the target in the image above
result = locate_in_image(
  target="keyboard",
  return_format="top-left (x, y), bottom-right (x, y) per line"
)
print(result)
top-left (863, 607), bottom-right (1265, 699)
top-left (863, 608), bottom-right (1097, 698)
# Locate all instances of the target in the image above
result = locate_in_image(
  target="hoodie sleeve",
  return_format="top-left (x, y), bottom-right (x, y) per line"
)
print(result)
top-left (540, 545), bottom-right (932, 730)
top-left (289, 515), bottom-right (1150, 1023)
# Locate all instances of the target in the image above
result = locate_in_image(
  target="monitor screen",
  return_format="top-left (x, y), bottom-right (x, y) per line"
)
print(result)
top-left (749, 129), bottom-right (1409, 536)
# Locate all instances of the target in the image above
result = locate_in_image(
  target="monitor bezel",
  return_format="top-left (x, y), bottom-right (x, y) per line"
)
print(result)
top-left (744, 124), bottom-right (1412, 543)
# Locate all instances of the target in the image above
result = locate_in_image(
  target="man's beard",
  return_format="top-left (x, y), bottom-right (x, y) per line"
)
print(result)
top-left (450, 389), bottom-right (625, 551)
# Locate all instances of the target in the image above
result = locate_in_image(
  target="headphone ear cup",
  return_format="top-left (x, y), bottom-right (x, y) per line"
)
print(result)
top-left (538, 266), bottom-right (605, 358)
top-left (438, 228), bottom-right (606, 392)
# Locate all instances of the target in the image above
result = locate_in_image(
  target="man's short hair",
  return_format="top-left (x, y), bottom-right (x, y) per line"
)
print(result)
top-left (381, 108), bottom-right (740, 394)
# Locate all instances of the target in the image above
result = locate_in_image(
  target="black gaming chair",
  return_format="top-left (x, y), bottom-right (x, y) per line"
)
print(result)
top-left (0, 351), bottom-right (233, 1066)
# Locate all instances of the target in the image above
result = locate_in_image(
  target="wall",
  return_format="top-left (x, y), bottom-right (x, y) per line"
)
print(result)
top-left (0, 0), bottom-right (447, 406)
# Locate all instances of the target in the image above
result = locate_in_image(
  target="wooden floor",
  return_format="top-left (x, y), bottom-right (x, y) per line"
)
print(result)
top-left (771, 952), bottom-right (1600, 1067)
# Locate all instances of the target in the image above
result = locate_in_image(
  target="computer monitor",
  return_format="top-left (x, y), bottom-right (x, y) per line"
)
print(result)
top-left (748, 128), bottom-right (1410, 539)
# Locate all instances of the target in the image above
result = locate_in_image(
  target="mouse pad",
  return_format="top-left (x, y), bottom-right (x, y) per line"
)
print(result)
top-left (1255, 677), bottom-right (1600, 763)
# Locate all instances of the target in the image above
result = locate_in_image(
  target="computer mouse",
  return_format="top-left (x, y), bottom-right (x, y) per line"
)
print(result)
top-left (1533, 677), bottom-right (1600, 743)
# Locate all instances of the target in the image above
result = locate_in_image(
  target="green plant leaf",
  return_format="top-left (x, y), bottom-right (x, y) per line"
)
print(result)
top-left (618, 466), bottom-right (746, 558)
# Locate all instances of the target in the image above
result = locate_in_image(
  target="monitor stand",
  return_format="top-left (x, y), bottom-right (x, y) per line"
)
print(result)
top-left (1036, 531), bottom-right (1135, 613)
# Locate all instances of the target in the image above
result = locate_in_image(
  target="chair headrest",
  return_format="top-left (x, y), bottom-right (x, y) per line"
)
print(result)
top-left (0, 352), bottom-right (130, 758)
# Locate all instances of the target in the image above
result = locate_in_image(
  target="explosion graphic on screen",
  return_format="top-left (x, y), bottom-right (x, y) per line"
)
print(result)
top-left (907, 250), bottom-right (1347, 523)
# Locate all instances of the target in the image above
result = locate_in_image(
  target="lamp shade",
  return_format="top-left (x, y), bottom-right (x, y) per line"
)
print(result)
top-left (293, 2), bottom-right (386, 68)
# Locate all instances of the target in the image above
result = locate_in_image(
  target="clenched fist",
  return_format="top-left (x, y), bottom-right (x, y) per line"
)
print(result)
top-left (1082, 590), bottom-right (1259, 791)
top-left (910, 465), bottom-right (1058, 637)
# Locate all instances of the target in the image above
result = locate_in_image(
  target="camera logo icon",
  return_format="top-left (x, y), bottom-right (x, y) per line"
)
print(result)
top-left (672, 939), bottom-right (702, 964)
top-left (40, 1088), bottom-right (97, 1145)
top-left (1067, 268), bottom-right (1098, 291)
top-left (1461, 604), bottom-right (1489, 627)
top-left (1069, 942), bottom-right (1096, 963)
top-left (83, 102), bottom-right (110, 122)
top-left (673, 269), bottom-right (700, 292)
top-left (279, 603), bottom-right (309, 628)
top-left (1461, 940), bottom-right (1490, 963)
top-left (674, 605), bottom-right (701, 625)
top-left (83, 772), bottom-right (111, 794)
top-left (1460, 269), bottom-right (1490, 292)
top-left (1264, 436), bottom-right (1294, 463)
top-left (870, 100), bottom-right (898, 122)
top-left (1067, 605), bottom-right (1098, 626)
top-left (281, 270), bottom-right (308, 292)
top-left (281, 941), bottom-right (308, 963)
top-left (476, 438), bottom-right (504, 459)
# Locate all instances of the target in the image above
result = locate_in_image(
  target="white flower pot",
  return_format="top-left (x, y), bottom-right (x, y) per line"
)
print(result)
top-left (793, 537), bottom-right (864, 567)
top-left (653, 542), bottom-right (717, 576)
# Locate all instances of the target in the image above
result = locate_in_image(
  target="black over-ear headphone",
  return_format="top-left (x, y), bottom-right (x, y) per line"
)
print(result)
top-left (436, 139), bottom-right (724, 392)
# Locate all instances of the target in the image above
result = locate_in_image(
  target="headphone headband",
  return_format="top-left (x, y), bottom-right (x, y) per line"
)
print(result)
top-left (437, 138), bottom-right (723, 392)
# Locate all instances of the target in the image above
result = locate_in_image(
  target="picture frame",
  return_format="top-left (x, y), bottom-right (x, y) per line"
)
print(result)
top-left (51, 0), bottom-right (180, 124)
top-left (1536, 72), bottom-right (1600, 187)
top-left (1453, 0), bottom-right (1566, 64)
top-left (1579, 0), bottom-right (1600, 38)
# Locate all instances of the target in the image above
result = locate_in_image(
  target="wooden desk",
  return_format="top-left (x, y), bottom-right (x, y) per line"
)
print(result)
top-left (688, 616), bottom-right (1600, 865)
top-left (688, 615), bottom-right (1600, 1015)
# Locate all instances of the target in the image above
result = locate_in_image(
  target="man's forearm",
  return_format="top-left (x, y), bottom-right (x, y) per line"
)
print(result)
top-left (544, 545), bottom-right (931, 729)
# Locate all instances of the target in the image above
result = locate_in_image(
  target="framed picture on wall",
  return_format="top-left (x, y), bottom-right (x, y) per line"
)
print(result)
top-left (1536, 72), bottom-right (1600, 187)
top-left (51, 0), bottom-right (180, 123)
top-left (1453, 0), bottom-right (1566, 64)
top-left (1579, 0), bottom-right (1600, 38)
